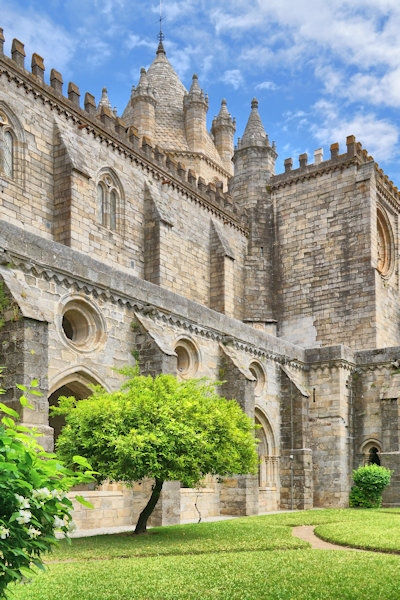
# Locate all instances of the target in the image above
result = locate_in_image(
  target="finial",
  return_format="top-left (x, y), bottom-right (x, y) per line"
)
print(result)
top-left (251, 98), bottom-right (259, 109)
top-left (157, 0), bottom-right (166, 55)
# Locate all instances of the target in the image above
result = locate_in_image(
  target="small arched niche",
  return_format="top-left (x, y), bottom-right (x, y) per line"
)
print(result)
top-left (361, 440), bottom-right (382, 466)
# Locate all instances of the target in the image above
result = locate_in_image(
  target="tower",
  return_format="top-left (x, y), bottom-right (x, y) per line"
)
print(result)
top-left (231, 98), bottom-right (277, 209)
top-left (183, 74), bottom-right (209, 154)
top-left (211, 99), bottom-right (236, 175)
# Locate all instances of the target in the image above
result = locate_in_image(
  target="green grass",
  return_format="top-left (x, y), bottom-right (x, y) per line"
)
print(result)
top-left (8, 509), bottom-right (400, 600)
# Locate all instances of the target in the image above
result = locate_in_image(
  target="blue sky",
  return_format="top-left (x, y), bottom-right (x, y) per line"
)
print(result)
top-left (2, 0), bottom-right (400, 187)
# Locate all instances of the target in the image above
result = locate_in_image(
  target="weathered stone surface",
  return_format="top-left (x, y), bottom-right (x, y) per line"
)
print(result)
top-left (1, 23), bottom-right (400, 531)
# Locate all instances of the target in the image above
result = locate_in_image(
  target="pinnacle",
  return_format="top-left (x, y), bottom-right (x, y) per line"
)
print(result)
top-left (241, 98), bottom-right (269, 147)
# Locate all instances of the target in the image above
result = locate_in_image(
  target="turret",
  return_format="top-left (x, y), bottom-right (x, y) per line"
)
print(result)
top-left (231, 98), bottom-right (277, 209)
top-left (129, 67), bottom-right (157, 142)
top-left (231, 99), bottom-right (278, 328)
top-left (211, 99), bottom-right (236, 175)
top-left (183, 74), bottom-right (208, 153)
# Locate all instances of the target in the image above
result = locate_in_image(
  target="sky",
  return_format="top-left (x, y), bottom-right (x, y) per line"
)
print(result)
top-left (2, 0), bottom-right (400, 187)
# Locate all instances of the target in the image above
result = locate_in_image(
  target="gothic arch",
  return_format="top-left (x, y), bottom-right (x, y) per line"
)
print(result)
top-left (0, 101), bottom-right (26, 186)
top-left (48, 367), bottom-right (108, 443)
top-left (360, 439), bottom-right (382, 466)
top-left (376, 204), bottom-right (394, 278)
top-left (95, 167), bottom-right (125, 233)
top-left (255, 407), bottom-right (279, 488)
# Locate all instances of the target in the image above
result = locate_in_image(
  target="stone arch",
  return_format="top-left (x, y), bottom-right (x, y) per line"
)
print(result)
top-left (255, 407), bottom-right (279, 489)
top-left (48, 368), bottom-right (108, 444)
top-left (95, 166), bottom-right (125, 233)
top-left (376, 205), bottom-right (394, 278)
top-left (360, 439), bottom-right (382, 466)
top-left (0, 101), bottom-right (26, 186)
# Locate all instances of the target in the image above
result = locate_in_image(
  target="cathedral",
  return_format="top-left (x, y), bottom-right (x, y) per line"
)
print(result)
top-left (1, 24), bottom-right (399, 530)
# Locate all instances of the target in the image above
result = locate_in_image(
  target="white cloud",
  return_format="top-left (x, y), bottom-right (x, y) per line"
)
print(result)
top-left (1, 9), bottom-right (76, 76)
top-left (221, 69), bottom-right (244, 90)
top-left (311, 100), bottom-right (399, 162)
top-left (256, 81), bottom-right (277, 91)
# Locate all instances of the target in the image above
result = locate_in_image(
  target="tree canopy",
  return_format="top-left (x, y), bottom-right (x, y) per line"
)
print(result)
top-left (53, 372), bottom-right (259, 533)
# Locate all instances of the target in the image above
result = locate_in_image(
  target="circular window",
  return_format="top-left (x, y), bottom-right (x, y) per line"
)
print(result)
top-left (175, 339), bottom-right (199, 378)
top-left (249, 361), bottom-right (266, 395)
top-left (60, 298), bottom-right (106, 351)
top-left (377, 207), bottom-right (394, 278)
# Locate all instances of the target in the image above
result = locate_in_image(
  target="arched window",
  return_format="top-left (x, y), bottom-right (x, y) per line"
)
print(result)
top-left (96, 172), bottom-right (121, 231)
top-left (0, 105), bottom-right (25, 186)
top-left (3, 130), bottom-right (13, 178)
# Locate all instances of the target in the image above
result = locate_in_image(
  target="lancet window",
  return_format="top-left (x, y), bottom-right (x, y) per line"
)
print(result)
top-left (0, 105), bottom-right (25, 186)
top-left (96, 171), bottom-right (122, 231)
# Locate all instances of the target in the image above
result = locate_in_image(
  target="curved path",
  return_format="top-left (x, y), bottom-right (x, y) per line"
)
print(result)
top-left (292, 525), bottom-right (363, 551)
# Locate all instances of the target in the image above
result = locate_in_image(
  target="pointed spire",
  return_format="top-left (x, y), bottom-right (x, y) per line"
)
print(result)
top-left (156, 38), bottom-right (166, 55)
top-left (184, 74), bottom-right (208, 109)
top-left (98, 87), bottom-right (112, 112)
top-left (212, 99), bottom-right (236, 130)
top-left (241, 98), bottom-right (270, 148)
top-left (211, 99), bottom-right (236, 174)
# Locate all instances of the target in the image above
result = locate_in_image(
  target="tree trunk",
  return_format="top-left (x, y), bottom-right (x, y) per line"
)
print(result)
top-left (134, 478), bottom-right (164, 534)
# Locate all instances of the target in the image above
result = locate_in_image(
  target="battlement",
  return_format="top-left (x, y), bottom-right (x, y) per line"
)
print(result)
top-left (272, 135), bottom-right (400, 200)
top-left (0, 27), bottom-right (246, 230)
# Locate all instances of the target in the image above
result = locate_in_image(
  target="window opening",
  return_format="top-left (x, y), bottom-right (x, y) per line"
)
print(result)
top-left (3, 130), bottom-right (13, 178)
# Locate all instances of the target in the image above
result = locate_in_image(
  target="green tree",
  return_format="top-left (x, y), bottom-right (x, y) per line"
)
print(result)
top-left (53, 372), bottom-right (259, 534)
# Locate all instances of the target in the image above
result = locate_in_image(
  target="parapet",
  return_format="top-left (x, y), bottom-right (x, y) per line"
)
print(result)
top-left (274, 134), bottom-right (400, 201)
top-left (0, 26), bottom-right (246, 231)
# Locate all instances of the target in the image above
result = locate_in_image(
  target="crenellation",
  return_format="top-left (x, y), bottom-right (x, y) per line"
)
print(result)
top-left (50, 68), bottom-right (63, 95)
top-left (11, 38), bottom-right (25, 69)
top-left (84, 92), bottom-right (96, 115)
top-left (31, 53), bottom-right (44, 81)
top-left (67, 82), bottom-right (80, 106)
top-left (299, 153), bottom-right (308, 168)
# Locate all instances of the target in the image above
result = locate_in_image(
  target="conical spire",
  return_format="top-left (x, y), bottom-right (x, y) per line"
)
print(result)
top-left (184, 74), bottom-right (208, 108)
top-left (240, 98), bottom-right (270, 148)
top-left (132, 67), bottom-right (156, 101)
top-left (211, 99), bottom-right (236, 174)
top-left (98, 87), bottom-right (112, 112)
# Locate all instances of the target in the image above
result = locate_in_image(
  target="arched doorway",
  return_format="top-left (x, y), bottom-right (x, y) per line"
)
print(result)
top-left (48, 370), bottom-right (104, 446)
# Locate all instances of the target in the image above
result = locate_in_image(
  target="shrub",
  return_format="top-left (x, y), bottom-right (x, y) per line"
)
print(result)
top-left (0, 383), bottom-right (94, 598)
top-left (349, 464), bottom-right (392, 508)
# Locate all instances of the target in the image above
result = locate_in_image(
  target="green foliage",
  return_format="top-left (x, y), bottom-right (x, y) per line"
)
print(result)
top-left (53, 371), bottom-right (259, 526)
top-left (0, 382), bottom-right (95, 598)
top-left (349, 464), bottom-right (392, 508)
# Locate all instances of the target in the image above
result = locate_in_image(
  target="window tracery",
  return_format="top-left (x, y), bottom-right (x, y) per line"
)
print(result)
top-left (0, 105), bottom-right (25, 186)
top-left (96, 172), bottom-right (121, 231)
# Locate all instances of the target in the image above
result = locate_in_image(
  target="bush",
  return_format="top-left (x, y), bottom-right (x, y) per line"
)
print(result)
top-left (349, 464), bottom-right (392, 508)
top-left (0, 383), bottom-right (95, 598)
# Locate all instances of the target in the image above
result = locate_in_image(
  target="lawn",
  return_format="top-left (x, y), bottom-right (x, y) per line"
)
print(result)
top-left (8, 509), bottom-right (400, 600)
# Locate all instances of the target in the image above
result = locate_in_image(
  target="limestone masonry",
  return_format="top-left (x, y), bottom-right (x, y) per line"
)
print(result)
top-left (1, 26), bottom-right (400, 529)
